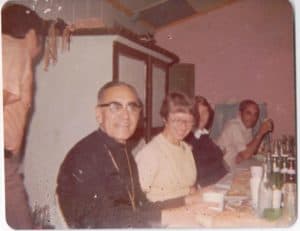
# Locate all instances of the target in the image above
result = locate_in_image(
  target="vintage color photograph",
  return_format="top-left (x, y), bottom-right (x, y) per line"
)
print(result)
top-left (1, 0), bottom-right (297, 229)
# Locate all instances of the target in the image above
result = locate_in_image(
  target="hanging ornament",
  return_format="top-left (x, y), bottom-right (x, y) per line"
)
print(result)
top-left (43, 21), bottom-right (57, 71)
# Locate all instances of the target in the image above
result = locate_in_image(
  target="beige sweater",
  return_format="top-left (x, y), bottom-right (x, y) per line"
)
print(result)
top-left (135, 133), bottom-right (197, 202)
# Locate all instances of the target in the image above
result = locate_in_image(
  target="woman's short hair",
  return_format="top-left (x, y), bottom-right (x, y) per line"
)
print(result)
top-left (194, 96), bottom-right (214, 129)
top-left (2, 3), bottom-right (46, 38)
top-left (160, 92), bottom-right (194, 120)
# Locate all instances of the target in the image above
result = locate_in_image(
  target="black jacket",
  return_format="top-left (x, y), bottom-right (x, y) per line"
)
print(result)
top-left (56, 129), bottom-right (184, 228)
top-left (185, 132), bottom-right (228, 187)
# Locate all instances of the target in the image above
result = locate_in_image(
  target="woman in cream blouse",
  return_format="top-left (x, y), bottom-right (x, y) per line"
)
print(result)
top-left (135, 92), bottom-right (197, 202)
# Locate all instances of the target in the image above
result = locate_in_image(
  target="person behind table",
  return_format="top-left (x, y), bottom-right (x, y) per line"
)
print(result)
top-left (185, 96), bottom-right (228, 187)
top-left (2, 3), bottom-right (47, 228)
top-left (56, 82), bottom-right (195, 228)
top-left (135, 92), bottom-right (197, 203)
top-left (216, 99), bottom-right (273, 170)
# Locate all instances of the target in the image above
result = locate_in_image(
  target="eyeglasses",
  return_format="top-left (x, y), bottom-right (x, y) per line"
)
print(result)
top-left (98, 101), bottom-right (142, 114)
top-left (169, 118), bottom-right (194, 127)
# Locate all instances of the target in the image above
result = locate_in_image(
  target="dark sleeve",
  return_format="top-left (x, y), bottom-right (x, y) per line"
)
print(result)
top-left (57, 146), bottom-right (163, 228)
top-left (196, 136), bottom-right (228, 187)
top-left (56, 147), bottom-right (104, 228)
top-left (144, 196), bottom-right (185, 209)
top-left (184, 132), bottom-right (194, 144)
top-left (131, 197), bottom-right (185, 228)
top-left (131, 197), bottom-right (186, 228)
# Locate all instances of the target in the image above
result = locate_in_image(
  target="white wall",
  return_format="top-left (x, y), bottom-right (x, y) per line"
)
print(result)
top-left (156, 0), bottom-right (295, 138)
top-left (23, 35), bottom-right (115, 227)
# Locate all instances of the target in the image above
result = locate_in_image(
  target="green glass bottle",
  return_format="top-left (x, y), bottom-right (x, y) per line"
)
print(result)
top-left (271, 154), bottom-right (282, 189)
top-left (287, 157), bottom-right (296, 184)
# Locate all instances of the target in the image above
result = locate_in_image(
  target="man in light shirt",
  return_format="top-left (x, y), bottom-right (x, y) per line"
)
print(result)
top-left (217, 99), bottom-right (273, 170)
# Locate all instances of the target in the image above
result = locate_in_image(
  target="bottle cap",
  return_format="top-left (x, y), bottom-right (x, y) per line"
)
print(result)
top-left (280, 168), bottom-right (288, 173)
top-left (287, 169), bottom-right (296, 174)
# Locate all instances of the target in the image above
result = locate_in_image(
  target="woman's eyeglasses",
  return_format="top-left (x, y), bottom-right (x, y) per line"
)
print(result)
top-left (169, 118), bottom-right (194, 127)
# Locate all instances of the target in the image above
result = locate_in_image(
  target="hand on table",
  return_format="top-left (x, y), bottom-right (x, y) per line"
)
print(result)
top-left (162, 184), bottom-right (223, 227)
top-left (235, 152), bottom-right (247, 164)
top-left (185, 185), bottom-right (217, 205)
top-left (235, 149), bottom-right (254, 163)
top-left (161, 202), bottom-right (219, 227)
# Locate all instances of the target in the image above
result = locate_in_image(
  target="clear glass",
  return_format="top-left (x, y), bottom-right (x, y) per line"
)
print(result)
top-left (282, 183), bottom-right (297, 223)
top-left (257, 164), bottom-right (273, 217)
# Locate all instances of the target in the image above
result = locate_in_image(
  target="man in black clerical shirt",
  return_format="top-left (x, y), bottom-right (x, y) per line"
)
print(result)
top-left (56, 81), bottom-right (187, 228)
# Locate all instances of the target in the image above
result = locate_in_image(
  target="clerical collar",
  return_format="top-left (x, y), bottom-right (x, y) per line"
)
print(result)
top-left (193, 128), bottom-right (209, 139)
top-left (96, 128), bottom-right (126, 150)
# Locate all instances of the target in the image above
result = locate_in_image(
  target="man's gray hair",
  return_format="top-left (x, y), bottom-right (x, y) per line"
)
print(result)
top-left (97, 81), bottom-right (142, 105)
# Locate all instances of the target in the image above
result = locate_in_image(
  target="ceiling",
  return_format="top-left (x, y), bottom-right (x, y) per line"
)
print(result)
top-left (9, 0), bottom-right (239, 33)
top-left (107, 0), bottom-right (239, 29)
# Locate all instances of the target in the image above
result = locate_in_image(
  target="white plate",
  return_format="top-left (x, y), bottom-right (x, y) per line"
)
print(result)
top-left (225, 195), bottom-right (249, 201)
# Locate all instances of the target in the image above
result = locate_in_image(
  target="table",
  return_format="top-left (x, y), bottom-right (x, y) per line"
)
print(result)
top-left (162, 158), bottom-right (296, 228)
